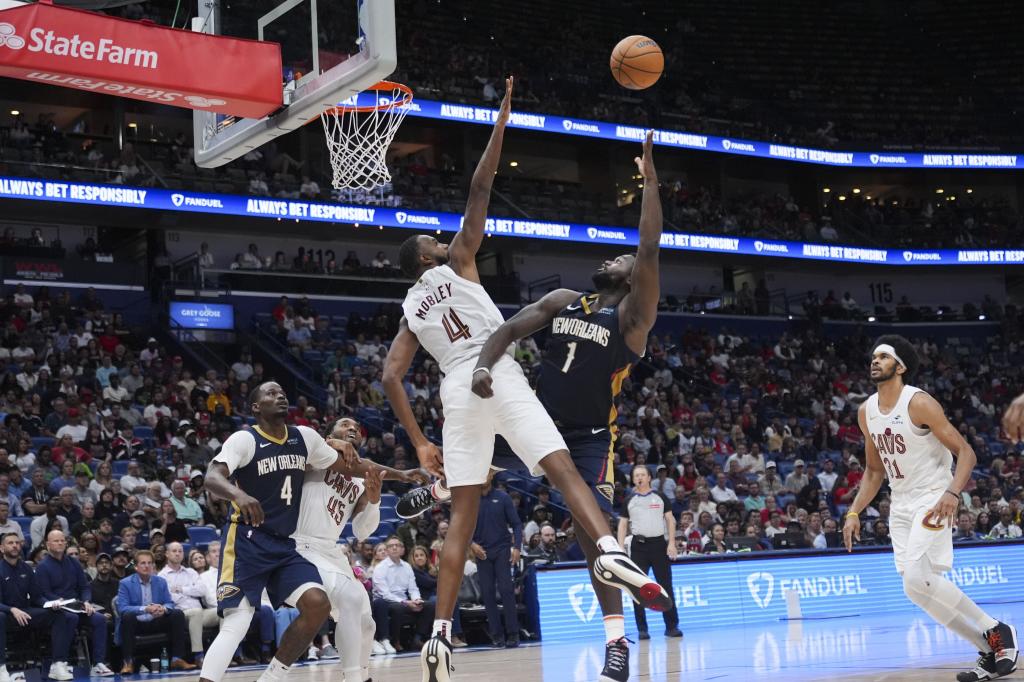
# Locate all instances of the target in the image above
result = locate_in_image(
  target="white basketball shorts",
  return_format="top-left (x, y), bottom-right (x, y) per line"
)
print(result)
top-left (439, 354), bottom-right (567, 487)
top-left (889, 489), bottom-right (954, 575)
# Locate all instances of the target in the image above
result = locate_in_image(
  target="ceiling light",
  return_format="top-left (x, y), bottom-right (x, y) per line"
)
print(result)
top-left (868, 316), bottom-right (876, 322)
top-left (838, 195), bottom-right (847, 201)
top-left (822, 188), bottom-right (831, 193)
top-left (935, 188), bottom-right (944, 194)
top-left (852, 188), bottom-right (861, 194)
top-left (509, 161), bottom-right (518, 167)
top-left (10, 110), bottom-right (19, 116)
top-left (966, 188), bottom-right (974, 194)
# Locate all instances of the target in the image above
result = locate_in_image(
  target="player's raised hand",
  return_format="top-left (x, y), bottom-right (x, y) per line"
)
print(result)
top-left (416, 442), bottom-right (445, 479)
top-left (235, 491), bottom-right (265, 527)
top-left (842, 513), bottom-right (860, 552)
top-left (363, 466), bottom-right (384, 504)
top-left (327, 438), bottom-right (361, 468)
top-left (1002, 392), bottom-right (1024, 443)
top-left (634, 129), bottom-right (656, 180)
top-left (495, 76), bottom-right (514, 127)
top-left (471, 368), bottom-right (494, 398)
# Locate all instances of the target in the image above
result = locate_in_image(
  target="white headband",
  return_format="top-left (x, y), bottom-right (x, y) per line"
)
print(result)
top-left (873, 343), bottom-right (905, 368)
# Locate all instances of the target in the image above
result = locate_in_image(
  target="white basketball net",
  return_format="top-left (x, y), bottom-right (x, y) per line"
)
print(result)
top-left (320, 83), bottom-right (413, 190)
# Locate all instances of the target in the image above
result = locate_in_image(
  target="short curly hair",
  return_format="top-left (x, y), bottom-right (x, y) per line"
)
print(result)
top-left (872, 334), bottom-right (920, 382)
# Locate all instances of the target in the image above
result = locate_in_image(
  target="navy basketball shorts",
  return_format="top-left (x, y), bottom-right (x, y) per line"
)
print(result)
top-left (217, 522), bottom-right (323, 614)
top-left (491, 427), bottom-right (615, 513)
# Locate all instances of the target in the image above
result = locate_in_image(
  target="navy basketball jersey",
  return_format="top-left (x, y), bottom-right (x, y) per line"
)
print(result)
top-left (536, 293), bottom-right (640, 428)
top-left (217, 425), bottom-right (313, 538)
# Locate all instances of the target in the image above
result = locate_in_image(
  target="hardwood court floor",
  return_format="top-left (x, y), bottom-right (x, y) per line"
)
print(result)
top-left (121, 601), bottom-right (1024, 682)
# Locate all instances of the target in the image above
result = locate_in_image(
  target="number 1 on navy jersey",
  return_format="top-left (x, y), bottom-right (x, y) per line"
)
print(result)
top-left (561, 341), bottom-right (578, 373)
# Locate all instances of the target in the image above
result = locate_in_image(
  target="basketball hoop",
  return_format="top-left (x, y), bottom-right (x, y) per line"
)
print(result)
top-left (320, 80), bottom-right (413, 190)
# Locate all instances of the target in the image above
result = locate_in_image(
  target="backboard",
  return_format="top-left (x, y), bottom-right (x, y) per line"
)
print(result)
top-left (192, 0), bottom-right (396, 168)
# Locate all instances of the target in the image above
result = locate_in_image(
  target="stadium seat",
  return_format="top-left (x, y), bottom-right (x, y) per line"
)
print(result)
top-left (112, 461), bottom-right (129, 476)
top-left (375, 521), bottom-right (396, 537)
top-left (380, 494), bottom-right (398, 508)
top-left (133, 426), bottom-right (154, 439)
top-left (31, 436), bottom-right (53, 450)
top-left (187, 526), bottom-right (219, 545)
top-left (13, 516), bottom-right (31, 538)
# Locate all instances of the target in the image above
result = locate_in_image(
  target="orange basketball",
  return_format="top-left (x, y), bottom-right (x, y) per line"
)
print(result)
top-left (610, 35), bottom-right (664, 90)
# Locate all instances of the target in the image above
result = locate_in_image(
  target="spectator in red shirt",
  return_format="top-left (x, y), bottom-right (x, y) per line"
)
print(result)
top-left (51, 434), bottom-right (88, 465)
top-left (98, 325), bottom-right (120, 354)
top-left (272, 295), bottom-right (289, 322)
top-left (676, 458), bottom-right (700, 492)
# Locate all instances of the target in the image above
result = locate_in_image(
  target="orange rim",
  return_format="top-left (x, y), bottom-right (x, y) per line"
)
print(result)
top-left (323, 80), bottom-right (414, 115)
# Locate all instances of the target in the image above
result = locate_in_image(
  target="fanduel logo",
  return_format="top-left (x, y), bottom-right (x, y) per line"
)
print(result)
top-left (395, 212), bottom-right (440, 226)
top-left (722, 139), bottom-right (755, 152)
top-left (748, 572), bottom-right (774, 609)
top-left (172, 193), bottom-right (223, 209)
top-left (754, 240), bottom-right (788, 254)
top-left (563, 120), bottom-right (600, 133)
top-left (870, 153), bottom-right (908, 165)
top-left (16, 26), bottom-right (159, 68)
top-left (0, 23), bottom-right (26, 49)
top-left (903, 251), bottom-right (942, 262)
top-left (568, 583), bottom-right (599, 622)
top-left (587, 227), bottom-right (627, 241)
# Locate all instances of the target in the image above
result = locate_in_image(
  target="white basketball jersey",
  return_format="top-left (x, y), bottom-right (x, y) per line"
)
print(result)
top-left (865, 385), bottom-right (953, 505)
top-left (401, 264), bottom-right (513, 374)
top-left (292, 468), bottom-right (365, 571)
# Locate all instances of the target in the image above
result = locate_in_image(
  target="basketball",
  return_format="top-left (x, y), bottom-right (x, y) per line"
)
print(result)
top-left (610, 35), bottom-right (664, 90)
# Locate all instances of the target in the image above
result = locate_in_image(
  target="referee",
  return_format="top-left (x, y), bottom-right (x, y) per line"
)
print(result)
top-left (617, 464), bottom-right (681, 639)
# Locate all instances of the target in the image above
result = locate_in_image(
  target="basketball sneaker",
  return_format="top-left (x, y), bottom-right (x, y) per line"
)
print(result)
top-left (592, 551), bottom-right (673, 612)
top-left (420, 635), bottom-right (454, 682)
top-left (986, 622), bottom-right (1019, 677)
top-left (599, 637), bottom-right (629, 682)
top-left (957, 651), bottom-right (998, 682)
top-left (398, 481), bottom-right (451, 519)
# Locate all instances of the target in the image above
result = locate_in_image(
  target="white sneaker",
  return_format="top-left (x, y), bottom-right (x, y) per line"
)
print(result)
top-left (0, 665), bottom-right (24, 682)
top-left (48, 662), bottom-right (73, 681)
top-left (382, 639), bottom-right (397, 655)
top-left (372, 641), bottom-right (387, 656)
top-left (307, 646), bottom-right (320, 661)
top-left (90, 663), bottom-right (115, 677)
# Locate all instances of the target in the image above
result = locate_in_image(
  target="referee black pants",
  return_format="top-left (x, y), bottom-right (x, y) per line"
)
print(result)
top-left (629, 536), bottom-right (678, 633)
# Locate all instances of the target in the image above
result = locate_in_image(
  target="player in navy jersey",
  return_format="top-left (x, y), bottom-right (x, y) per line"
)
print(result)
top-left (399, 131), bottom-right (666, 682)
top-left (198, 381), bottom-right (390, 682)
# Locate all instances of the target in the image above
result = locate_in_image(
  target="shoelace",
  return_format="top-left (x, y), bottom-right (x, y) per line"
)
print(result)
top-left (988, 631), bottom-right (1005, 656)
top-left (605, 640), bottom-right (629, 670)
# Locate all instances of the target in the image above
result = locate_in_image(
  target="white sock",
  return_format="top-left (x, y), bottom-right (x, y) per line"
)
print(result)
top-left (432, 480), bottom-right (451, 501)
top-left (946, 613), bottom-right (992, 652)
top-left (256, 658), bottom-right (291, 682)
top-left (956, 594), bottom-right (1000, 633)
top-left (603, 615), bottom-right (625, 643)
top-left (596, 535), bottom-right (621, 553)
top-left (432, 619), bottom-right (453, 639)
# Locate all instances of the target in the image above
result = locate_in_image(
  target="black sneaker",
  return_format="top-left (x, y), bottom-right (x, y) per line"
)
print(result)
top-left (665, 628), bottom-right (683, 638)
top-left (599, 637), bottom-right (629, 682)
top-left (593, 551), bottom-right (673, 612)
top-left (986, 622), bottom-right (1019, 677)
top-left (398, 484), bottom-right (449, 519)
top-left (957, 651), bottom-right (998, 682)
top-left (420, 635), bottom-right (453, 682)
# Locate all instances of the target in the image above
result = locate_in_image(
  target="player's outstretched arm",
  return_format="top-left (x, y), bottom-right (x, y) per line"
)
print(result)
top-left (620, 130), bottom-right (663, 356)
top-left (471, 288), bottom-right (580, 398)
top-left (910, 392), bottom-right (976, 527)
top-left (447, 76), bottom-right (514, 282)
top-left (843, 404), bottom-right (885, 551)
top-left (382, 319), bottom-right (443, 478)
top-left (204, 461), bottom-right (264, 526)
top-left (351, 468), bottom-right (383, 541)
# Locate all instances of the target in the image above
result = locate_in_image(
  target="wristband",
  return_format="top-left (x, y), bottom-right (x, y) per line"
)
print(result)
top-left (845, 511), bottom-right (859, 518)
top-left (473, 367), bottom-right (491, 376)
top-left (944, 489), bottom-right (960, 500)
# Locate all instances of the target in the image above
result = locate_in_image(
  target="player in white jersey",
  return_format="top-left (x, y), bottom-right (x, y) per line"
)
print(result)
top-left (844, 335), bottom-right (1018, 682)
top-left (292, 417), bottom-right (422, 682)
top-left (382, 77), bottom-right (670, 682)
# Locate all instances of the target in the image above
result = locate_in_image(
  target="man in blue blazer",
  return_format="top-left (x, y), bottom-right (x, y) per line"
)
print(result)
top-left (115, 550), bottom-right (195, 674)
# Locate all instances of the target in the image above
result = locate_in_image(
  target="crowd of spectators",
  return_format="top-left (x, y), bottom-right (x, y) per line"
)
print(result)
top-left (3, 275), bottom-right (1024, 669)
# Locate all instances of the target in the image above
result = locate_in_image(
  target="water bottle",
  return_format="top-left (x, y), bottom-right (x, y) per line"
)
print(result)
top-left (160, 647), bottom-right (169, 673)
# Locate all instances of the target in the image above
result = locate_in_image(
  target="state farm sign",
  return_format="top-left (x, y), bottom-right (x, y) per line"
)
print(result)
top-left (0, 0), bottom-right (281, 117)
